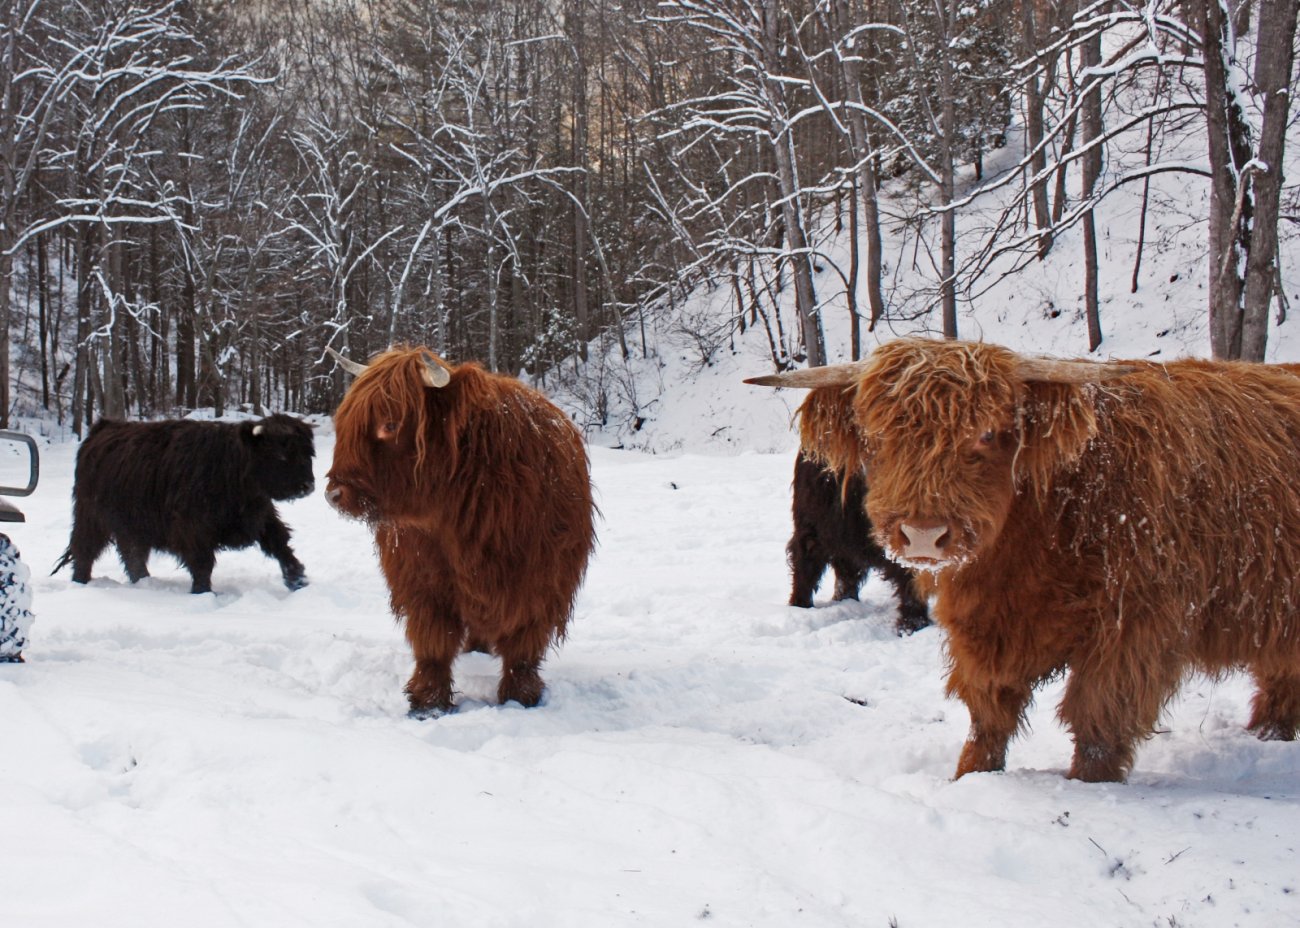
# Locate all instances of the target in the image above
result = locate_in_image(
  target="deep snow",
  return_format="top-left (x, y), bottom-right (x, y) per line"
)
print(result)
top-left (1, 427), bottom-right (1297, 928)
top-left (7, 28), bottom-right (1300, 925)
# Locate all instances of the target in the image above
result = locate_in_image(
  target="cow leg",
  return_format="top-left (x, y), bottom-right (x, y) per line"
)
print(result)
top-left (117, 541), bottom-right (151, 583)
top-left (787, 535), bottom-right (827, 608)
top-left (67, 511), bottom-right (111, 584)
top-left (377, 528), bottom-right (461, 717)
top-left (1247, 665), bottom-right (1300, 741)
top-left (404, 606), bottom-right (463, 718)
top-left (1058, 657), bottom-right (1180, 783)
top-left (257, 515), bottom-right (307, 591)
top-left (878, 558), bottom-right (931, 636)
top-left (829, 557), bottom-right (866, 602)
top-left (949, 678), bottom-right (1034, 778)
top-left (494, 626), bottom-right (553, 708)
top-left (179, 549), bottom-right (216, 594)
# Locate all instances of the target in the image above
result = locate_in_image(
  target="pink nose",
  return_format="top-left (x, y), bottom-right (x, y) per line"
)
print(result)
top-left (900, 521), bottom-right (950, 560)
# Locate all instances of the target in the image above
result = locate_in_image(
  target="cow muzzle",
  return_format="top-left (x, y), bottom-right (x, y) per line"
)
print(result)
top-left (325, 479), bottom-right (379, 523)
top-left (898, 519), bottom-right (954, 564)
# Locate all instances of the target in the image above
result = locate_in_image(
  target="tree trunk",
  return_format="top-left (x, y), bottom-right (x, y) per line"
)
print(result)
top-left (37, 231), bottom-right (50, 408)
top-left (1081, 30), bottom-right (1104, 351)
top-left (570, 0), bottom-right (591, 362)
top-left (1021, 0), bottom-right (1054, 257)
top-left (0, 7), bottom-right (16, 428)
top-left (763, 0), bottom-right (823, 365)
top-left (938, 0), bottom-right (959, 338)
top-left (486, 227), bottom-right (500, 371)
top-left (847, 178), bottom-right (862, 359)
top-left (1195, 0), bottom-right (1254, 358)
top-left (1240, 0), bottom-right (1300, 359)
top-left (834, 0), bottom-right (886, 336)
top-left (178, 268), bottom-right (197, 408)
top-left (98, 238), bottom-right (127, 420)
top-left (0, 251), bottom-right (12, 427)
top-left (72, 223), bottom-right (95, 436)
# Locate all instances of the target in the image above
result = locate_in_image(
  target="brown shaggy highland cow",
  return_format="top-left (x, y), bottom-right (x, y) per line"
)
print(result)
top-left (789, 389), bottom-right (930, 634)
top-left (750, 339), bottom-right (1300, 782)
top-left (325, 347), bottom-right (596, 717)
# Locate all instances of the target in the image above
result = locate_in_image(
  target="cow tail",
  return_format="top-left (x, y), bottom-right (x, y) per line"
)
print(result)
top-left (50, 548), bottom-right (72, 576)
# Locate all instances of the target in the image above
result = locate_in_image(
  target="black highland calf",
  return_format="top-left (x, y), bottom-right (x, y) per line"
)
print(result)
top-left (787, 451), bottom-right (930, 635)
top-left (54, 415), bottom-right (315, 594)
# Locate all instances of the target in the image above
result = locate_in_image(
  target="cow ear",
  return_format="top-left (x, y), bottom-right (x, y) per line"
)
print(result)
top-left (1014, 382), bottom-right (1097, 495)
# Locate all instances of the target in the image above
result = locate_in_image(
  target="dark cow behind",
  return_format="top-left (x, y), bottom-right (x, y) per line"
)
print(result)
top-left (325, 346), bottom-right (596, 717)
top-left (790, 386), bottom-right (928, 632)
top-left (788, 450), bottom-right (931, 634)
top-left (54, 415), bottom-right (315, 593)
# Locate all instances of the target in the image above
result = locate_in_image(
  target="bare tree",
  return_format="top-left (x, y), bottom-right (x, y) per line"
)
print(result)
top-left (652, 0), bottom-right (827, 365)
top-left (1, 0), bottom-right (258, 429)
top-left (1190, 0), bottom-right (1300, 359)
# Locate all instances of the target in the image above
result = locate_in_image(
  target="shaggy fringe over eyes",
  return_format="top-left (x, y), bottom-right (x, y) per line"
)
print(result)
top-left (333, 347), bottom-right (438, 479)
top-left (853, 339), bottom-right (1097, 494)
top-left (855, 339), bottom-right (1019, 449)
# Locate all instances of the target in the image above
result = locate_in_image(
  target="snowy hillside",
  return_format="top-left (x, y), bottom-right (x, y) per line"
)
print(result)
top-left (549, 111), bottom-right (1300, 455)
top-left (2, 426), bottom-right (1298, 927)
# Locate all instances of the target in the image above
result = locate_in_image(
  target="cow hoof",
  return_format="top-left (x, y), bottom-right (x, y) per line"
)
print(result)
top-left (284, 573), bottom-right (309, 592)
top-left (895, 611), bottom-right (933, 636)
top-left (498, 672), bottom-right (545, 708)
top-left (1251, 721), bottom-right (1298, 742)
top-left (0, 653), bottom-right (24, 664)
top-left (407, 704), bottom-right (452, 721)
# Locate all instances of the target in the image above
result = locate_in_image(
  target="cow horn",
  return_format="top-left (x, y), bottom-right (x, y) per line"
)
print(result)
top-left (419, 351), bottom-right (451, 388)
top-left (326, 346), bottom-right (369, 378)
top-left (1014, 356), bottom-right (1139, 384)
top-left (744, 361), bottom-right (871, 389)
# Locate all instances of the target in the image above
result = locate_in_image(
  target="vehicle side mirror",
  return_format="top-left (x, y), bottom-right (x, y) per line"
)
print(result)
top-left (0, 431), bottom-right (40, 523)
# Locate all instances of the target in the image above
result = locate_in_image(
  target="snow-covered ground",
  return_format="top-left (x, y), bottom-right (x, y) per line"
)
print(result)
top-left (2, 427), bottom-right (1297, 927)
top-left (6, 34), bottom-right (1300, 924)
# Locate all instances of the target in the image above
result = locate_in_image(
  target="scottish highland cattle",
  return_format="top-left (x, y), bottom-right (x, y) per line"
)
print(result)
top-left (54, 415), bottom-right (316, 594)
top-left (789, 389), bottom-right (930, 634)
top-left (749, 339), bottom-right (1300, 782)
top-left (325, 346), bottom-right (596, 717)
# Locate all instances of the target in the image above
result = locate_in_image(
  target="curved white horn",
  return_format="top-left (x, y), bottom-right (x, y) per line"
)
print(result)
top-left (744, 361), bottom-right (871, 389)
top-left (326, 346), bottom-right (369, 378)
top-left (419, 351), bottom-right (451, 388)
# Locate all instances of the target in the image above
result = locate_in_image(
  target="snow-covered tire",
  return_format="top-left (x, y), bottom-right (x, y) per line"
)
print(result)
top-left (0, 534), bottom-right (33, 662)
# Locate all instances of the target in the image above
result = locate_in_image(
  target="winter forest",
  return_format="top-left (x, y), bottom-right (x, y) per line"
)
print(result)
top-left (3, 0), bottom-right (1298, 436)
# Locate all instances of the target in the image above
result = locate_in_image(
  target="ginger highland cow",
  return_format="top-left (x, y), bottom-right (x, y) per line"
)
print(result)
top-left (326, 347), bottom-right (596, 717)
top-left (751, 339), bottom-right (1300, 782)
